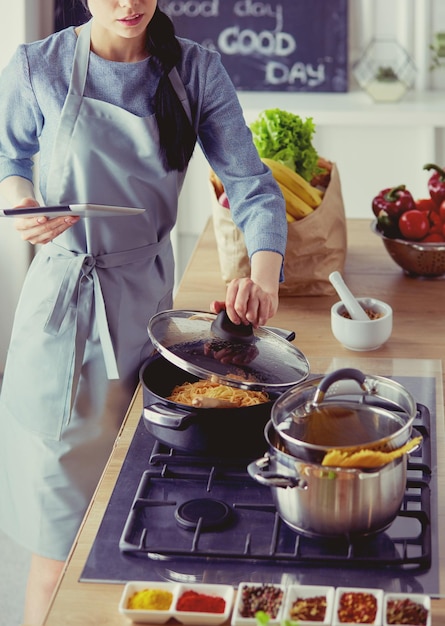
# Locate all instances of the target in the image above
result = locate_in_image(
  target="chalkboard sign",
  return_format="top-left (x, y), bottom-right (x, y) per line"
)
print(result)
top-left (159, 0), bottom-right (348, 92)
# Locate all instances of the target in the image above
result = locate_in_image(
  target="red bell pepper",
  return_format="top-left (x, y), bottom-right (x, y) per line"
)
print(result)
top-left (423, 163), bottom-right (445, 206)
top-left (372, 184), bottom-right (416, 221)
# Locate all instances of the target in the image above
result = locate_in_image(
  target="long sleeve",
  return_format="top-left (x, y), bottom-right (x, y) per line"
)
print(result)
top-left (0, 45), bottom-right (42, 185)
top-left (181, 45), bottom-right (287, 262)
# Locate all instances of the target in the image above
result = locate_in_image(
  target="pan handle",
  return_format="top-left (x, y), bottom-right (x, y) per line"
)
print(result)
top-left (143, 404), bottom-right (197, 430)
top-left (265, 326), bottom-right (296, 342)
top-left (311, 368), bottom-right (367, 406)
top-left (247, 454), bottom-right (305, 489)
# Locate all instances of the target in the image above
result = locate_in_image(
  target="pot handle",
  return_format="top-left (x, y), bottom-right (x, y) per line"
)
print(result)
top-left (407, 426), bottom-right (423, 456)
top-left (143, 404), bottom-right (196, 430)
top-left (247, 455), bottom-right (304, 489)
top-left (312, 367), bottom-right (367, 405)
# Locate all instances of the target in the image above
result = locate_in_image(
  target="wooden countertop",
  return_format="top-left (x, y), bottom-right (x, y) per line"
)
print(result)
top-left (43, 218), bottom-right (445, 625)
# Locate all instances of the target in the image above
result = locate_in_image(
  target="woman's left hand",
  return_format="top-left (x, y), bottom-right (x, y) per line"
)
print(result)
top-left (210, 276), bottom-right (278, 328)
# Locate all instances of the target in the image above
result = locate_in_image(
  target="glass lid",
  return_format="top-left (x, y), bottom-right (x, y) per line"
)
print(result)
top-left (147, 309), bottom-right (310, 392)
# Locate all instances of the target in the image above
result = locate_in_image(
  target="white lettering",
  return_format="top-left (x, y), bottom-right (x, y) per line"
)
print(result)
top-left (234, 1), bottom-right (283, 33)
top-left (305, 64), bottom-right (326, 87)
top-left (218, 26), bottom-right (296, 57)
top-left (162, 0), bottom-right (220, 18)
top-left (265, 61), bottom-right (326, 87)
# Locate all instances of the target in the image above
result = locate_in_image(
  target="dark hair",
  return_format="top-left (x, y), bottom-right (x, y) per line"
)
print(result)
top-left (146, 8), bottom-right (197, 171)
top-left (76, 2), bottom-right (196, 171)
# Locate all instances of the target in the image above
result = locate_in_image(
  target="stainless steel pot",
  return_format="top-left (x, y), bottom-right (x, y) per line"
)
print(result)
top-left (248, 421), bottom-right (420, 537)
top-left (271, 368), bottom-right (417, 463)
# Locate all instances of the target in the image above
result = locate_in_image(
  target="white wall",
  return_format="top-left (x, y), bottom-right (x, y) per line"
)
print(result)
top-left (0, 0), bottom-right (28, 372)
top-left (0, 0), bottom-right (54, 372)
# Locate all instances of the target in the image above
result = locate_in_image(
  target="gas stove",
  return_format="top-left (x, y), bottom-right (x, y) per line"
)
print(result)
top-left (81, 373), bottom-right (440, 594)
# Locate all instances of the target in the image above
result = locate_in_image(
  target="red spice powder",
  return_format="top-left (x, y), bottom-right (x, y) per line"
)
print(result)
top-left (176, 589), bottom-right (226, 613)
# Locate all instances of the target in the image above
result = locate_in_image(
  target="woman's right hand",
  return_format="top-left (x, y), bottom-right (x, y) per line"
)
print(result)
top-left (13, 198), bottom-right (80, 245)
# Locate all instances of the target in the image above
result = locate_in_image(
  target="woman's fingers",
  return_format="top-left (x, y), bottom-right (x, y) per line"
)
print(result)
top-left (211, 278), bottom-right (278, 328)
top-left (15, 215), bottom-right (80, 244)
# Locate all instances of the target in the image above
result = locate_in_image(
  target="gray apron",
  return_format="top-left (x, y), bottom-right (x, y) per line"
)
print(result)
top-left (0, 20), bottom-right (191, 558)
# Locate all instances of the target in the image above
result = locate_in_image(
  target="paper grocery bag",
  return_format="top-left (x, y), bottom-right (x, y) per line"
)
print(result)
top-left (211, 164), bottom-right (347, 296)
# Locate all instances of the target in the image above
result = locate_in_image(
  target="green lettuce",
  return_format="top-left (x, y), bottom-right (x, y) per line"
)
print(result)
top-left (250, 109), bottom-right (319, 182)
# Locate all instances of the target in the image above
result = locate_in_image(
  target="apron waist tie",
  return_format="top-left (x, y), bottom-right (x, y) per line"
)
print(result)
top-left (44, 238), bottom-right (170, 379)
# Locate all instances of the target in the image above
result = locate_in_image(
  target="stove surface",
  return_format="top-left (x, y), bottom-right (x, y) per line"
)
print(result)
top-left (81, 374), bottom-right (440, 594)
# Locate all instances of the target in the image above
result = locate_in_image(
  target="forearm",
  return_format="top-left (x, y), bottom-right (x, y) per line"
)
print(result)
top-left (250, 250), bottom-right (283, 295)
top-left (0, 176), bottom-right (36, 206)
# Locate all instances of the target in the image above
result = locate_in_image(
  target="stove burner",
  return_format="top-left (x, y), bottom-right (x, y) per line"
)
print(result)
top-left (175, 498), bottom-right (233, 531)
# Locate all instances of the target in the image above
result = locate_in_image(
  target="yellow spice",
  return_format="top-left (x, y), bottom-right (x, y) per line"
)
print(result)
top-left (127, 588), bottom-right (173, 611)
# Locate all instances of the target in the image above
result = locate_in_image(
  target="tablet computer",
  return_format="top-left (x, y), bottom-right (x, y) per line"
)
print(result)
top-left (0, 204), bottom-right (146, 218)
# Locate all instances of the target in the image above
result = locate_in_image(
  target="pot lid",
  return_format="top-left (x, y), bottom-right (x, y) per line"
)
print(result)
top-left (271, 368), bottom-right (416, 455)
top-left (147, 309), bottom-right (310, 392)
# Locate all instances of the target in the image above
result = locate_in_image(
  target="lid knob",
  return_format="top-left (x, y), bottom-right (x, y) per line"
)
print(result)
top-left (210, 310), bottom-right (254, 344)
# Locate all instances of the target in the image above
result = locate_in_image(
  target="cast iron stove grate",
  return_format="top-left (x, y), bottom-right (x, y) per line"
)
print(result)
top-left (119, 404), bottom-right (432, 571)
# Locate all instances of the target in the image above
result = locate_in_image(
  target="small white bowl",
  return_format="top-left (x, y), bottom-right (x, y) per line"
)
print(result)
top-left (119, 581), bottom-right (234, 625)
top-left (333, 587), bottom-right (383, 626)
top-left (331, 297), bottom-right (393, 351)
top-left (231, 582), bottom-right (286, 625)
top-left (174, 583), bottom-right (234, 625)
top-left (283, 584), bottom-right (335, 625)
top-left (383, 592), bottom-right (431, 626)
top-left (118, 581), bottom-right (178, 624)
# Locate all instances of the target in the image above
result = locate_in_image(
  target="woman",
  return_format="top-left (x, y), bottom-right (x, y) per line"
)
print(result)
top-left (0, 1), bottom-right (287, 623)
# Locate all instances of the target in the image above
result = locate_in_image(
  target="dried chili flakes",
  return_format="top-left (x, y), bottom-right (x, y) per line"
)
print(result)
top-left (337, 591), bottom-right (378, 624)
top-left (239, 584), bottom-right (283, 619)
top-left (386, 598), bottom-right (429, 625)
top-left (290, 595), bottom-right (327, 621)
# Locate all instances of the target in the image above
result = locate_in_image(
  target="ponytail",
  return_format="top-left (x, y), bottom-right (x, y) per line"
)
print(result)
top-left (146, 9), bottom-right (197, 171)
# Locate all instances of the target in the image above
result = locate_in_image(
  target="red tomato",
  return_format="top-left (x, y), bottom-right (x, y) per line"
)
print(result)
top-left (415, 197), bottom-right (438, 213)
top-left (428, 211), bottom-right (442, 233)
top-left (422, 233), bottom-right (445, 243)
top-left (440, 200), bottom-right (445, 223)
top-left (398, 210), bottom-right (430, 241)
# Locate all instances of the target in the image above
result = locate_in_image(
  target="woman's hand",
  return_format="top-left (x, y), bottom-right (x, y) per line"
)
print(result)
top-left (210, 250), bottom-right (282, 328)
top-left (13, 198), bottom-right (80, 245)
top-left (210, 276), bottom-right (279, 328)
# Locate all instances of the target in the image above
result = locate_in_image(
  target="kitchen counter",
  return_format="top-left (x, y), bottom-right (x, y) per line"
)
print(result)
top-left (42, 218), bottom-right (445, 625)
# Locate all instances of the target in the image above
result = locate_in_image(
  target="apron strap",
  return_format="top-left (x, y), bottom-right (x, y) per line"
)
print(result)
top-left (168, 67), bottom-right (195, 130)
top-left (44, 238), bottom-right (170, 379)
top-left (70, 19), bottom-right (92, 97)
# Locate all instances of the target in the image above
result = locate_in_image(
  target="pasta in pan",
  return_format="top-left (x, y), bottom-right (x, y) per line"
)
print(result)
top-left (167, 380), bottom-right (269, 408)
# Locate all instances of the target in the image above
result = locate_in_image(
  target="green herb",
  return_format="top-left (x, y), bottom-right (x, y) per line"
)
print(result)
top-left (255, 610), bottom-right (300, 626)
top-left (375, 66), bottom-right (399, 82)
top-left (249, 109), bottom-right (319, 182)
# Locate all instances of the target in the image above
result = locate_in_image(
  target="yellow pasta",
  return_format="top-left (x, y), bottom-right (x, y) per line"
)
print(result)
top-left (167, 380), bottom-right (269, 408)
top-left (321, 435), bottom-right (422, 469)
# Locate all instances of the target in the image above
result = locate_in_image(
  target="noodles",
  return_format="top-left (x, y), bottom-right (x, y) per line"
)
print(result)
top-left (167, 380), bottom-right (269, 408)
top-left (321, 435), bottom-right (422, 468)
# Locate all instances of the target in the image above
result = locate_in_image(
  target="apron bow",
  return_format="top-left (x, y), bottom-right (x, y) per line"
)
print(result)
top-left (43, 238), bottom-right (170, 380)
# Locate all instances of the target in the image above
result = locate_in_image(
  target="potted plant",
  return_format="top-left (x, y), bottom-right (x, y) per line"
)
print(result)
top-left (353, 39), bottom-right (416, 103)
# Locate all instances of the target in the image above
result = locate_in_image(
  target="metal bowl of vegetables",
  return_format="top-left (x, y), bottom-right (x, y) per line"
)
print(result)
top-left (371, 220), bottom-right (445, 277)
